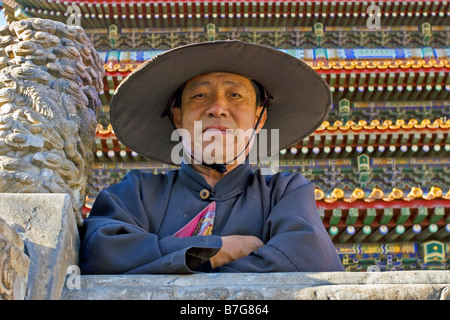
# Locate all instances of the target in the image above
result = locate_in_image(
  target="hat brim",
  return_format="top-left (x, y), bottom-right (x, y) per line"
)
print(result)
top-left (110, 40), bottom-right (332, 165)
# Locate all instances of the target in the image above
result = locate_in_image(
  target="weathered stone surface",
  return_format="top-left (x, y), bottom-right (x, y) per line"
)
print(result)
top-left (61, 271), bottom-right (450, 300)
top-left (0, 18), bottom-right (104, 226)
top-left (0, 217), bottom-right (30, 300)
top-left (0, 193), bottom-right (79, 300)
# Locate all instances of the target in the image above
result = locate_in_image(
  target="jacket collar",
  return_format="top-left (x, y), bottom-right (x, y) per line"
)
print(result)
top-left (178, 160), bottom-right (254, 201)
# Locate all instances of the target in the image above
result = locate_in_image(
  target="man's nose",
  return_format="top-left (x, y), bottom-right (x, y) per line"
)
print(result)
top-left (205, 94), bottom-right (229, 117)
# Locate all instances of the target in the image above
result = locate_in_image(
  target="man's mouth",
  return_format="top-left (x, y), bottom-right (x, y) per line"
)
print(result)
top-left (203, 125), bottom-right (231, 134)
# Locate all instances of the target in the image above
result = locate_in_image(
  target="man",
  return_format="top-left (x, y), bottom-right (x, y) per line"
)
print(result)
top-left (80, 41), bottom-right (344, 274)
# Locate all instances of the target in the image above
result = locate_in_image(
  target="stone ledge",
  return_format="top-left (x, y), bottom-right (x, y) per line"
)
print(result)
top-left (0, 193), bottom-right (79, 300)
top-left (61, 271), bottom-right (450, 300)
top-left (0, 217), bottom-right (30, 300)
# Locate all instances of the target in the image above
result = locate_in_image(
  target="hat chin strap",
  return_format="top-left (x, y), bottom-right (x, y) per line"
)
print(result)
top-left (196, 99), bottom-right (269, 174)
top-left (201, 162), bottom-right (228, 173)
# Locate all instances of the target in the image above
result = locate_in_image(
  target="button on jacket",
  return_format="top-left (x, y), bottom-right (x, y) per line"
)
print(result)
top-left (80, 162), bottom-right (344, 274)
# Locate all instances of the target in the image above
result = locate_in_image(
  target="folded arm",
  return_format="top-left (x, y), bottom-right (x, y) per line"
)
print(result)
top-left (211, 175), bottom-right (344, 273)
top-left (80, 171), bottom-right (222, 274)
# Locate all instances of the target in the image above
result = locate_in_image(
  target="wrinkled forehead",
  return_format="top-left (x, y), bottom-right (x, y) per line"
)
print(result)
top-left (168, 72), bottom-right (264, 111)
top-left (183, 72), bottom-right (255, 91)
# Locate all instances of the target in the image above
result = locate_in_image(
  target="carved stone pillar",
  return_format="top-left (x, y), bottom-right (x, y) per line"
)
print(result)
top-left (0, 18), bottom-right (104, 299)
top-left (0, 18), bottom-right (104, 226)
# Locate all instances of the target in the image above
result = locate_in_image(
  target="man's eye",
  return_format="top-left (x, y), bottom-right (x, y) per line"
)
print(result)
top-left (230, 93), bottom-right (242, 98)
top-left (192, 93), bottom-right (206, 98)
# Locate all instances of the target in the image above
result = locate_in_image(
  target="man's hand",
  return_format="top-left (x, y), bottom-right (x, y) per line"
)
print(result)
top-left (210, 235), bottom-right (264, 269)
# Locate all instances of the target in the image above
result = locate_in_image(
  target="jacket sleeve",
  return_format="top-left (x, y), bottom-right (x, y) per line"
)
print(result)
top-left (215, 173), bottom-right (344, 273)
top-left (79, 170), bottom-right (222, 275)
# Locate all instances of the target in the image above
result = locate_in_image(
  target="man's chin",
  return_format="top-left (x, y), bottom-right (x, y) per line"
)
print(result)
top-left (202, 154), bottom-right (247, 166)
top-left (183, 140), bottom-right (250, 165)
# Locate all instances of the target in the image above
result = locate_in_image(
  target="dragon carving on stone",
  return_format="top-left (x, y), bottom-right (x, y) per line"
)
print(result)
top-left (0, 18), bottom-right (104, 226)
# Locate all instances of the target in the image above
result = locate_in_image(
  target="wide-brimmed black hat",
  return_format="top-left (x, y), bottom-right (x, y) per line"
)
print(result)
top-left (110, 40), bottom-right (332, 165)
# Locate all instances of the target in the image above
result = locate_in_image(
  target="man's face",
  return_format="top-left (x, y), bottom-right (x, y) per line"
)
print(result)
top-left (172, 72), bottom-right (266, 165)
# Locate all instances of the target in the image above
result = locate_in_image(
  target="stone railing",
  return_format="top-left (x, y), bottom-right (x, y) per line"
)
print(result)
top-left (61, 271), bottom-right (450, 300)
top-left (0, 193), bottom-right (78, 300)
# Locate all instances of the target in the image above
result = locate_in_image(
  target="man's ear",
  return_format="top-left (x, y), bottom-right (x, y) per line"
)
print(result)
top-left (254, 105), bottom-right (267, 133)
top-left (171, 106), bottom-right (182, 129)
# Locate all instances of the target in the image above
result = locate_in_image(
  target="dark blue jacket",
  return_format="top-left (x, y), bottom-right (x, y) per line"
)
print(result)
top-left (80, 162), bottom-right (344, 274)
